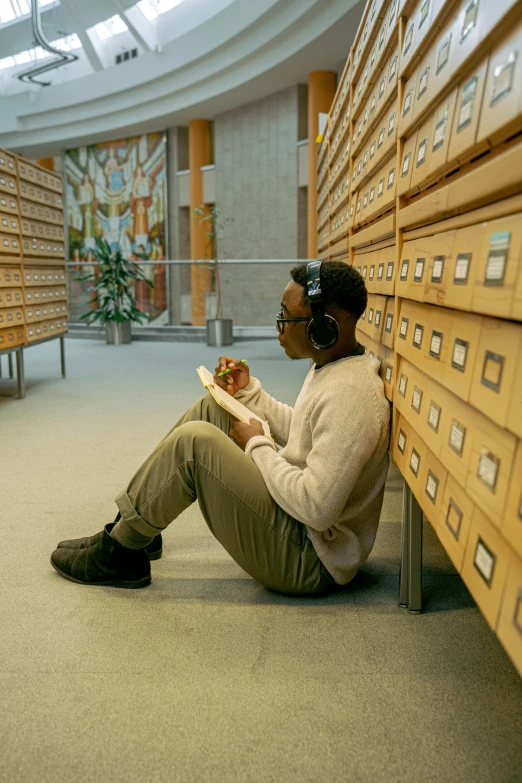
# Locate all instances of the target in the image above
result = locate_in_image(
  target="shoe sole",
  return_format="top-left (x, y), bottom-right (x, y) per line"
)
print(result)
top-left (56, 545), bottom-right (162, 561)
top-left (50, 557), bottom-right (151, 588)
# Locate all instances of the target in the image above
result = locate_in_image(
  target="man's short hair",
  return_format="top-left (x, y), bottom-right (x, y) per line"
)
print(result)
top-left (290, 261), bottom-right (368, 321)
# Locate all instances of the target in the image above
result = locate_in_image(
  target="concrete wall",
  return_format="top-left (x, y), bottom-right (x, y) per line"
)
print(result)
top-left (214, 85), bottom-right (301, 260)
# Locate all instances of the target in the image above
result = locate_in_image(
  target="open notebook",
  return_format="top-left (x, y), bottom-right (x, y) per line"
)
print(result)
top-left (196, 365), bottom-right (273, 442)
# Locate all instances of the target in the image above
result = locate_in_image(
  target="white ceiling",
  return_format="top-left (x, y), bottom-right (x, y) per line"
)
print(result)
top-left (0, 0), bottom-right (365, 156)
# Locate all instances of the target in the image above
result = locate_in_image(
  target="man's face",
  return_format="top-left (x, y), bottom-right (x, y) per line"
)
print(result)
top-left (277, 281), bottom-right (314, 360)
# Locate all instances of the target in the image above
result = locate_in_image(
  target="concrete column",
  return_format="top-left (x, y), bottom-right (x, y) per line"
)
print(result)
top-left (189, 119), bottom-right (212, 326)
top-left (307, 71), bottom-right (336, 259)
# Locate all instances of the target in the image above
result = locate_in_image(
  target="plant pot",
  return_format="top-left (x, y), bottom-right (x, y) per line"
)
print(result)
top-left (206, 318), bottom-right (233, 347)
top-left (106, 321), bottom-right (132, 345)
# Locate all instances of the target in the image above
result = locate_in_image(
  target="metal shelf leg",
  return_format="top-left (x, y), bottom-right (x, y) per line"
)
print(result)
top-left (60, 335), bottom-right (66, 378)
top-left (398, 481), bottom-right (423, 613)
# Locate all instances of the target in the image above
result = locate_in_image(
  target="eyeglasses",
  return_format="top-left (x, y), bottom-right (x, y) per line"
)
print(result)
top-left (276, 308), bottom-right (310, 334)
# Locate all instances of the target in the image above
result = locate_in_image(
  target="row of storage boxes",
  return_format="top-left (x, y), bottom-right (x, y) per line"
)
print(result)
top-left (354, 244), bottom-right (396, 294)
top-left (21, 236), bottom-right (65, 259)
top-left (17, 160), bottom-right (62, 194)
top-left (0, 265), bottom-right (22, 287)
top-left (331, 172), bottom-right (351, 212)
top-left (0, 174), bottom-right (17, 197)
top-left (359, 293), bottom-right (396, 348)
top-left (329, 103), bottom-right (351, 165)
top-left (352, 153), bottom-right (397, 227)
top-left (399, 9), bottom-right (522, 152)
top-left (0, 287), bottom-right (65, 309)
top-left (328, 140), bottom-right (351, 192)
top-left (353, 0), bottom-right (392, 75)
top-left (24, 267), bottom-right (66, 286)
top-left (397, 212), bottom-right (522, 320)
top-left (392, 410), bottom-right (522, 677)
top-left (0, 306), bottom-right (23, 329)
top-left (0, 324), bottom-right (25, 350)
top-left (20, 199), bottom-right (63, 226)
top-left (396, 299), bottom-right (522, 439)
top-left (394, 354), bottom-right (519, 530)
top-left (329, 204), bottom-right (351, 244)
top-left (19, 180), bottom-right (63, 210)
top-left (27, 317), bottom-right (68, 343)
top-left (352, 0), bottom-right (398, 118)
top-left (2, 214), bottom-right (65, 241)
top-left (352, 99), bottom-right (398, 194)
top-left (330, 65), bottom-right (351, 133)
top-left (352, 43), bottom-right (399, 157)
top-left (317, 204), bottom-right (330, 232)
top-left (356, 327), bottom-right (395, 400)
top-left (0, 194), bottom-right (18, 215)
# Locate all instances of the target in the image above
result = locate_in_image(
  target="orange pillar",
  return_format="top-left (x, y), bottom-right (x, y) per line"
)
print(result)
top-left (307, 71), bottom-right (336, 259)
top-left (189, 119), bottom-right (212, 326)
top-left (37, 158), bottom-right (55, 171)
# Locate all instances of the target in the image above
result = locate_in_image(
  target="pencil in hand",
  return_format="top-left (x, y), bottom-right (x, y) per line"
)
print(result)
top-left (218, 360), bottom-right (248, 377)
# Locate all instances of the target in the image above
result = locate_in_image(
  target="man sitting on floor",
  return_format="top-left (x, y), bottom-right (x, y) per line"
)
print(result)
top-left (51, 260), bottom-right (390, 595)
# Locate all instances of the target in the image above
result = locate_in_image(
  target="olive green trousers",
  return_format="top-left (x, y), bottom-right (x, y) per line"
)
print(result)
top-left (115, 394), bottom-right (338, 595)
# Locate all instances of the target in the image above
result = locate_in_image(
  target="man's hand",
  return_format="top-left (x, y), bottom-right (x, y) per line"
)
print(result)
top-left (229, 417), bottom-right (264, 451)
top-left (214, 357), bottom-right (250, 396)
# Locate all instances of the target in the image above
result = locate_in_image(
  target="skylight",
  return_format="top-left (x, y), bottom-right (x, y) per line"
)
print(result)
top-left (0, 0), bottom-right (58, 26)
top-left (92, 14), bottom-right (128, 40)
top-left (137, 0), bottom-right (183, 21)
top-left (0, 33), bottom-right (81, 70)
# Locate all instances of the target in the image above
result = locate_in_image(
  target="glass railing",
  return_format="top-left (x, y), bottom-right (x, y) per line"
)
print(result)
top-left (66, 259), bottom-right (308, 329)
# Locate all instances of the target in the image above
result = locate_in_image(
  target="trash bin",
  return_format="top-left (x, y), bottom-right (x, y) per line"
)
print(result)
top-left (206, 319), bottom-right (233, 346)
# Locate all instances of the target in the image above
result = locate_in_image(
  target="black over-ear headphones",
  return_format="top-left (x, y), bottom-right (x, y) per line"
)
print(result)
top-left (306, 260), bottom-right (340, 350)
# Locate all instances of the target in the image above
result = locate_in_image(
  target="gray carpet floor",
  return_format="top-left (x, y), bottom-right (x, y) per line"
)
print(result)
top-left (1, 337), bottom-right (521, 783)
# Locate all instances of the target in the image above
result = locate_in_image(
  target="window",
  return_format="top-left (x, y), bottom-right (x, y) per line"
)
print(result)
top-left (92, 15), bottom-right (128, 40)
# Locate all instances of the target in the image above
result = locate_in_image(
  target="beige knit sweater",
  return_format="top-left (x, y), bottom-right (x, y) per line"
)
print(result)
top-left (235, 354), bottom-right (391, 585)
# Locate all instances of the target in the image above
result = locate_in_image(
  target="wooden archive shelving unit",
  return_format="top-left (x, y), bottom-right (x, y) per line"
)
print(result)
top-left (317, 0), bottom-right (522, 677)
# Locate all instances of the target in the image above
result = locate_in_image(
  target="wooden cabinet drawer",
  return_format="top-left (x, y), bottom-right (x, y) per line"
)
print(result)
top-left (19, 181), bottom-right (63, 210)
top-left (382, 296), bottom-right (396, 348)
top-left (477, 21), bottom-right (522, 146)
top-left (398, 66), bottom-right (419, 138)
top-left (496, 551), bottom-right (522, 677)
top-left (448, 57), bottom-right (489, 164)
top-left (444, 222), bottom-right (486, 311)
top-left (397, 237), bottom-right (429, 301)
top-left (0, 149), bottom-right (16, 176)
top-left (469, 317), bottom-right (522, 431)
top-left (398, 130), bottom-right (418, 196)
top-left (0, 194), bottom-right (19, 215)
top-left (439, 389), bottom-right (475, 488)
top-left (461, 506), bottom-right (511, 631)
top-left (16, 160), bottom-right (62, 193)
top-left (0, 174), bottom-right (18, 197)
top-left (0, 213), bottom-right (20, 235)
top-left (21, 236), bottom-right (65, 259)
top-left (20, 199), bottom-right (63, 226)
top-left (26, 302), bottom-right (68, 323)
top-left (20, 217), bottom-right (64, 242)
top-left (471, 213), bottom-right (522, 319)
top-left (0, 233), bottom-right (21, 256)
top-left (0, 266), bottom-right (22, 287)
top-left (380, 244), bottom-right (396, 295)
top-left (0, 288), bottom-right (23, 309)
top-left (0, 325), bottom-right (25, 350)
top-left (423, 229), bottom-right (456, 306)
top-left (437, 474), bottom-right (475, 573)
top-left (0, 306), bottom-right (24, 328)
top-left (25, 286), bottom-right (67, 304)
top-left (417, 447), bottom-right (448, 529)
top-left (383, 346), bottom-right (395, 401)
top-left (443, 311), bottom-right (482, 401)
top-left (24, 267), bottom-right (66, 286)
top-left (26, 316), bottom-right (68, 343)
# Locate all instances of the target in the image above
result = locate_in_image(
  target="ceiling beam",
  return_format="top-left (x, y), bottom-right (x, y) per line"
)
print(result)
top-left (76, 30), bottom-right (104, 72)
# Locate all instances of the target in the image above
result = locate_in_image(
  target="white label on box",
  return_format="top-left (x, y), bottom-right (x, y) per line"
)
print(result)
top-left (378, 128), bottom-right (385, 148)
top-left (418, 68), bottom-right (429, 99)
top-left (449, 421), bottom-right (465, 455)
top-left (478, 451), bottom-right (499, 491)
top-left (378, 263), bottom-right (384, 280)
top-left (461, 0), bottom-right (478, 41)
top-left (363, 266), bottom-right (367, 279)
top-left (370, 140), bottom-right (376, 158)
top-left (437, 33), bottom-right (452, 74)
top-left (491, 51), bottom-right (517, 106)
top-left (454, 253), bottom-right (471, 283)
top-left (403, 89), bottom-right (412, 116)
top-left (416, 138), bottom-right (428, 167)
top-left (485, 231), bottom-right (510, 285)
top-left (379, 76), bottom-right (386, 98)
top-left (432, 256), bottom-right (445, 282)
top-left (389, 55), bottom-right (398, 81)
top-left (457, 76), bottom-right (477, 132)
top-left (432, 105), bottom-right (449, 151)
top-left (369, 266), bottom-right (375, 280)
top-left (400, 318), bottom-right (408, 337)
top-left (401, 259), bottom-right (409, 280)
top-left (428, 402), bottom-right (440, 431)
top-left (399, 374), bottom-right (408, 395)
top-left (386, 313), bottom-right (393, 331)
top-left (370, 186), bottom-right (376, 203)
top-left (385, 366), bottom-right (392, 383)
top-left (430, 332), bottom-right (442, 357)
top-left (388, 112), bottom-right (396, 136)
top-left (387, 168), bottom-right (396, 189)
top-left (368, 308), bottom-right (374, 323)
top-left (419, 0), bottom-right (430, 28)
top-left (375, 310), bottom-right (381, 327)
top-left (387, 262), bottom-right (394, 280)
top-left (412, 387), bottom-right (422, 412)
top-left (398, 431), bottom-right (406, 453)
top-left (426, 472), bottom-right (438, 501)
top-left (403, 23), bottom-right (414, 55)
top-left (452, 340), bottom-right (468, 369)
top-left (378, 178), bottom-right (385, 197)
top-left (410, 450), bottom-right (420, 476)
top-left (414, 259), bottom-right (425, 281)
top-left (402, 153), bottom-right (411, 177)
top-left (363, 193), bottom-right (368, 208)
top-left (413, 325), bottom-right (423, 347)
top-left (474, 539), bottom-right (495, 585)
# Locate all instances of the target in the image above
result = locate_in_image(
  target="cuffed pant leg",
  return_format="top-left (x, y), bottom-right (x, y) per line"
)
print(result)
top-left (115, 403), bottom-right (334, 595)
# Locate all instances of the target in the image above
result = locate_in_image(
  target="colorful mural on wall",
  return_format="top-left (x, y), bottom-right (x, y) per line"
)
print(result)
top-left (65, 132), bottom-right (168, 322)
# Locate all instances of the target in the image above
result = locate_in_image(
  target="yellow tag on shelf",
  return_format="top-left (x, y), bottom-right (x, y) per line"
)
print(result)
top-left (316, 134), bottom-right (323, 143)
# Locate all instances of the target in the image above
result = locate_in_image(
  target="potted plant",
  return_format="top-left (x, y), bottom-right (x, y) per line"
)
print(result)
top-left (193, 204), bottom-right (235, 347)
top-left (74, 237), bottom-right (153, 345)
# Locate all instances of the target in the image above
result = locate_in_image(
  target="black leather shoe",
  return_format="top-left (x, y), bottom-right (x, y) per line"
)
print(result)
top-left (57, 520), bottom-right (163, 561)
top-left (51, 523), bottom-right (151, 588)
